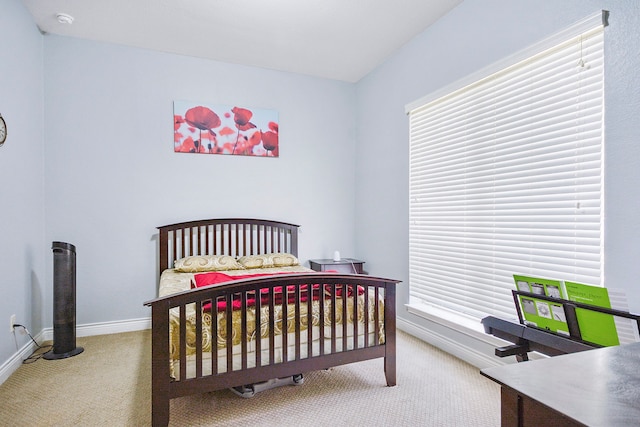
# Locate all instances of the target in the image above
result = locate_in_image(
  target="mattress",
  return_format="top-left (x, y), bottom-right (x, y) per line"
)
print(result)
top-left (158, 267), bottom-right (385, 380)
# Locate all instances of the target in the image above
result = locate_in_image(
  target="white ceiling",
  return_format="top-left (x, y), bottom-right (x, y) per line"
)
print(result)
top-left (20, 0), bottom-right (462, 83)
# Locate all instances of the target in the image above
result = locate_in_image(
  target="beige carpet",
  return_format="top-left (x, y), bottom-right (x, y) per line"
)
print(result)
top-left (0, 329), bottom-right (500, 426)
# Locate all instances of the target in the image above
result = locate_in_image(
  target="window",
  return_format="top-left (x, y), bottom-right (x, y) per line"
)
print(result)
top-left (406, 11), bottom-right (607, 322)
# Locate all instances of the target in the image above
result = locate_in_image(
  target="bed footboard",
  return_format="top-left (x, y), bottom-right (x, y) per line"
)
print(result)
top-left (145, 273), bottom-right (399, 427)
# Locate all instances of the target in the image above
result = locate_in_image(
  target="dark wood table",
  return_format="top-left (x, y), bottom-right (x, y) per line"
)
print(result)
top-left (481, 342), bottom-right (640, 426)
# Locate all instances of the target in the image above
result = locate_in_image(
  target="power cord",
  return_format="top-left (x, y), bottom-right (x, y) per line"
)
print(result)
top-left (12, 324), bottom-right (52, 364)
top-left (333, 258), bottom-right (361, 274)
top-left (349, 260), bottom-right (359, 274)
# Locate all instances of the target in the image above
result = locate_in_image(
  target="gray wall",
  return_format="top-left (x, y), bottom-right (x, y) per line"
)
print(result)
top-left (42, 35), bottom-right (359, 326)
top-left (0, 0), bottom-right (45, 366)
top-left (355, 0), bottom-right (640, 362)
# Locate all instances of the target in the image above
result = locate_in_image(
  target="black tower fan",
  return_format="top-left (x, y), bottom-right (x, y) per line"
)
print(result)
top-left (44, 241), bottom-right (84, 360)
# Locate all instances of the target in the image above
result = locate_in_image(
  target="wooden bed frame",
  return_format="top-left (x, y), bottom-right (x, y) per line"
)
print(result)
top-left (144, 218), bottom-right (400, 426)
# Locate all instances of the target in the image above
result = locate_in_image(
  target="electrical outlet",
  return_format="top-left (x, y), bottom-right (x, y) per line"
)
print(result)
top-left (9, 314), bottom-right (16, 333)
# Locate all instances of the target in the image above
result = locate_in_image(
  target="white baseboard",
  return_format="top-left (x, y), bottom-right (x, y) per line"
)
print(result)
top-left (0, 333), bottom-right (42, 385)
top-left (0, 317), bottom-right (151, 386)
top-left (397, 317), bottom-right (507, 370)
top-left (40, 317), bottom-right (151, 341)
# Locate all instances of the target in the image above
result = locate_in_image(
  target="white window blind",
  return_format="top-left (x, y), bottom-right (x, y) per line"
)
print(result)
top-left (407, 11), bottom-right (607, 322)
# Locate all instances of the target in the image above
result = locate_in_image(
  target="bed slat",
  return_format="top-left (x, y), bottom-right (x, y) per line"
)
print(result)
top-left (294, 286), bottom-right (301, 360)
top-left (179, 305), bottom-right (187, 382)
top-left (254, 284), bottom-right (262, 368)
top-left (225, 294), bottom-right (233, 373)
top-left (268, 288), bottom-right (276, 364)
top-left (195, 300), bottom-right (203, 379)
top-left (307, 286), bottom-right (313, 357)
top-left (281, 287), bottom-right (288, 363)
top-left (240, 291), bottom-right (248, 371)
top-left (363, 284), bottom-right (370, 347)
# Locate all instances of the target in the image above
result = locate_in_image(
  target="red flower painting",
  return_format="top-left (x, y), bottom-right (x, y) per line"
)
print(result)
top-left (174, 101), bottom-right (279, 157)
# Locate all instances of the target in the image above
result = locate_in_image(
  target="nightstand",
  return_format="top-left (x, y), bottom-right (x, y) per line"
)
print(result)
top-left (309, 258), bottom-right (365, 274)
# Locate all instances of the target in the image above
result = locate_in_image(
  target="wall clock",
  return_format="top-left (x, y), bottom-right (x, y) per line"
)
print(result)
top-left (0, 114), bottom-right (6, 147)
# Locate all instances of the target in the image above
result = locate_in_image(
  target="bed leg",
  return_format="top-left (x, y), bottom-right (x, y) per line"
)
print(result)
top-left (384, 285), bottom-right (397, 387)
top-left (150, 304), bottom-right (171, 427)
top-left (385, 355), bottom-right (397, 387)
top-left (152, 393), bottom-right (170, 427)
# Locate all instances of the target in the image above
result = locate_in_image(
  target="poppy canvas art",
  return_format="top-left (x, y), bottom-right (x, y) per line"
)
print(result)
top-left (174, 101), bottom-right (279, 157)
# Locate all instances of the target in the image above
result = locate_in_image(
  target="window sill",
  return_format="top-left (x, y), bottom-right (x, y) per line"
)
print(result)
top-left (403, 301), bottom-right (548, 368)
top-left (405, 301), bottom-right (517, 348)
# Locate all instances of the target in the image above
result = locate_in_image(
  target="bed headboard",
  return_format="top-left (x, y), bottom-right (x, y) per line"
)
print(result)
top-left (157, 218), bottom-right (300, 274)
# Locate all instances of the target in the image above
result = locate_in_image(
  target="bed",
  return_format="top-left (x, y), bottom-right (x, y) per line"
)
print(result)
top-left (144, 218), bottom-right (400, 426)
